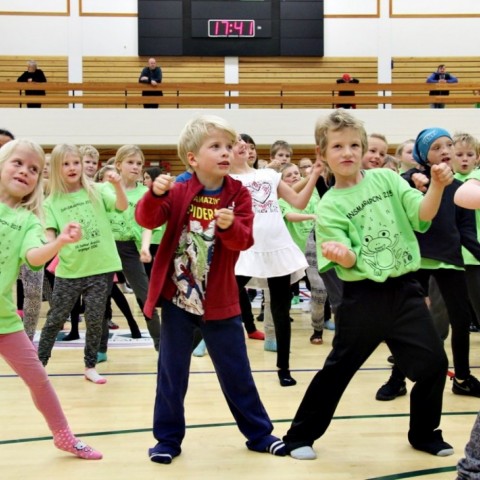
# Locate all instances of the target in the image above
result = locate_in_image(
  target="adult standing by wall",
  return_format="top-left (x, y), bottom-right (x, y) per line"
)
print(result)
top-left (139, 57), bottom-right (163, 109)
top-left (16, 60), bottom-right (47, 108)
top-left (336, 73), bottom-right (359, 109)
top-left (427, 64), bottom-right (458, 109)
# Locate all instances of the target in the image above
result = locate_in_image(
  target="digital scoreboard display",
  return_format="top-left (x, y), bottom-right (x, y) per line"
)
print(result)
top-left (138, 0), bottom-right (324, 56)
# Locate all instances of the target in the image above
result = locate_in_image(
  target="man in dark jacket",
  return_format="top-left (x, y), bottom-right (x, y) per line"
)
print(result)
top-left (17, 60), bottom-right (47, 108)
top-left (139, 57), bottom-right (163, 109)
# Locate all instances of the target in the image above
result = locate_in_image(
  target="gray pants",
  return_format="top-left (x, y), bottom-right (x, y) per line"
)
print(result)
top-left (19, 265), bottom-right (44, 341)
top-left (116, 241), bottom-right (160, 350)
top-left (305, 231), bottom-right (328, 332)
top-left (38, 273), bottom-right (111, 368)
top-left (457, 412), bottom-right (480, 479)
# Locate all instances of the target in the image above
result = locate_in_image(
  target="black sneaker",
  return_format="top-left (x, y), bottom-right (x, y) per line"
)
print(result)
top-left (375, 377), bottom-right (407, 401)
top-left (409, 429), bottom-right (454, 457)
top-left (452, 375), bottom-right (480, 397)
top-left (387, 355), bottom-right (395, 365)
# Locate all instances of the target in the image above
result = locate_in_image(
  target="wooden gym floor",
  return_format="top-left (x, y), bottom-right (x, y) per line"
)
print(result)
top-left (0, 292), bottom-right (477, 480)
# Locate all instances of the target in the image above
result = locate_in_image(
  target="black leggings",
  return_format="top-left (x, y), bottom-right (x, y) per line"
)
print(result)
top-left (237, 274), bottom-right (292, 371)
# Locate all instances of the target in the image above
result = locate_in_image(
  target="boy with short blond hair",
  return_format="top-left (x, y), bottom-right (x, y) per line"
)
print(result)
top-left (136, 114), bottom-right (286, 465)
top-left (283, 109), bottom-right (455, 460)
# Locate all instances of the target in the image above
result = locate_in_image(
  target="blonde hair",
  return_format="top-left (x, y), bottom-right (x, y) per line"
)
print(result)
top-left (395, 139), bottom-right (415, 158)
top-left (79, 144), bottom-right (100, 161)
top-left (48, 144), bottom-right (99, 203)
top-left (114, 145), bottom-right (145, 170)
top-left (280, 162), bottom-right (299, 178)
top-left (94, 164), bottom-right (115, 183)
top-left (0, 139), bottom-right (45, 216)
top-left (314, 109), bottom-right (368, 157)
top-left (369, 133), bottom-right (388, 146)
top-left (453, 132), bottom-right (480, 155)
top-left (177, 115), bottom-right (237, 168)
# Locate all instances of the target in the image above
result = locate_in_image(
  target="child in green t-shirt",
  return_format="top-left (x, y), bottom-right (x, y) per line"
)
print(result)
top-left (283, 109), bottom-right (455, 461)
top-left (0, 139), bottom-right (101, 459)
top-left (37, 143), bottom-right (128, 384)
top-left (279, 163), bottom-right (327, 344)
top-left (108, 145), bottom-right (161, 350)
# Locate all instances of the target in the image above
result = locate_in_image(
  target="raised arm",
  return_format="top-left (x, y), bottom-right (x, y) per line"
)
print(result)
top-left (454, 178), bottom-right (480, 210)
top-left (418, 163), bottom-right (453, 221)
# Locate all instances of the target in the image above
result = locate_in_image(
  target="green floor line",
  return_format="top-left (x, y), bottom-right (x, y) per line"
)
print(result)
top-left (367, 465), bottom-right (456, 479)
top-left (1, 411), bottom-right (476, 446)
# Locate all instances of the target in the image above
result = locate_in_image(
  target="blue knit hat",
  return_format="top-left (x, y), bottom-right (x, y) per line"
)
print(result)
top-left (412, 128), bottom-right (452, 166)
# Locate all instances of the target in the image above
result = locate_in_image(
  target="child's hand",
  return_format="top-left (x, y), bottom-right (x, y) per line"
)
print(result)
top-left (321, 241), bottom-right (356, 268)
top-left (140, 247), bottom-right (152, 263)
top-left (58, 222), bottom-right (82, 245)
top-left (103, 170), bottom-right (122, 185)
top-left (430, 163), bottom-right (454, 187)
top-left (411, 172), bottom-right (430, 193)
top-left (310, 158), bottom-right (325, 178)
top-left (215, 207), bottom-right (234, 229)
top-left (152, 174), bottom-right (175, 196)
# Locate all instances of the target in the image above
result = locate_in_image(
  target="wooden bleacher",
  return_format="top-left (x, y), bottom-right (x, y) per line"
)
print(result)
top-left (239, 56), bottom-right (378, 108)
top-left (392, 56), bottom-right (480, 108)
top-left (0, 55), bottom-right (68, 108)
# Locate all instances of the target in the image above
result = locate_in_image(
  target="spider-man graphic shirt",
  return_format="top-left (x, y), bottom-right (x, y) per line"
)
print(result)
top-left (171, 189), bottom-right (220, 315)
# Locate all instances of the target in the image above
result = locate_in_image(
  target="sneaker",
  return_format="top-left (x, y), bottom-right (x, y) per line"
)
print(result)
top-left (122, 283), bottom-right (133, 294)
top-left (469, 323), bottom-right (480, 332)
top-left (192, 339), bottom-right (207, 357)
top-left (387, 355), bottom-right (395, 365)
top-left (256, 311), bottom-right (264, 322)
top-left (324, 319), bottom-right (335, 330)
top-left (310, 331), bottom-right (323, 345)
top-left (452, 375), bottom-right (480, 397)
top-left (409, 429), bottom-right (454, 457)
top-left (248, 330), bottom-right (265, 341)
top-left (264, 339), bottom-right (277, 352)
top-left (108, 319), bottom-right (119, 330)
top-left (97, 352), bottom-right (107, 363)
top-left (375, 377), bottom-right (407, 401)
top-left (291, 296), bottom-right (300, 305)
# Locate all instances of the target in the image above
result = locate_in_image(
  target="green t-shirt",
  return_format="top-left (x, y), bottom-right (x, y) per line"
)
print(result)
top-left (316, 168), bottom-right (430, 282)
top-left (44, 184), bottom-right (121, 278)
top-left (107, 183), bottom-right (147, 248)
top-left (456, 168), bottom-right (480, 266)
top-left (279, 189), bottom-right (320, 252)
top-left (152, 224), bottom-right (166, 245)
top-left (0, 204), bottom-right (44, 334)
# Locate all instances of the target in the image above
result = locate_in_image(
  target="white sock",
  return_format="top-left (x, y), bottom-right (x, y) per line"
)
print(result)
top-left (85, 368), bottom-right (107, 384)
top-left (290, 446), bottom-right (317, 460)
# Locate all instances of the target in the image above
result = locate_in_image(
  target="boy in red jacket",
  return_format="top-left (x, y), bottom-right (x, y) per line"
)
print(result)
top-left (136, 114), bottom-right (286, 464)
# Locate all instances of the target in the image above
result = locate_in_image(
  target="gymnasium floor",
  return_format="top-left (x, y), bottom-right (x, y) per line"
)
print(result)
top-left (0, 291), bottom-right (477, 480)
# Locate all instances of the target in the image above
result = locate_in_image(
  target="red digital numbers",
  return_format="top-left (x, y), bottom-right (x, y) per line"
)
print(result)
top-left (208, 20), bottom-right (255, 37)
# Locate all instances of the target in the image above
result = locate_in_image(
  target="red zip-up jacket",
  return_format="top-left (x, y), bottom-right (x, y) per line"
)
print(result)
top-left (135, 173), bottom-right (254, 320)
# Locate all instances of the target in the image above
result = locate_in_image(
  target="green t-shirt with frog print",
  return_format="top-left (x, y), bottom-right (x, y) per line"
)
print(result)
top-left (316, 168), bottom-right (430, 282)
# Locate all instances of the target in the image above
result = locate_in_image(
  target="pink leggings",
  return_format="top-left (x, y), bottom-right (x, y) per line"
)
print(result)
top-left (0, 330), bottom-right (68, 433)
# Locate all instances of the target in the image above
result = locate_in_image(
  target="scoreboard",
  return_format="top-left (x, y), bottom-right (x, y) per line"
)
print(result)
top-left (138, 0), bottom-right (324, 56)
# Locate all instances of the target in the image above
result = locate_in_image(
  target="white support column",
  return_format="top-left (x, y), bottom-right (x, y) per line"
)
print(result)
top-left (225, 57), bottom-right (239, 109)
top-left (377, 0), bottom-right (392, 109)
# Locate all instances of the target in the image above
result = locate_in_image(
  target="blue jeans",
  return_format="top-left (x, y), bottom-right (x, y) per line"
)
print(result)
top-left (152, 301), bottom-right (275, 455)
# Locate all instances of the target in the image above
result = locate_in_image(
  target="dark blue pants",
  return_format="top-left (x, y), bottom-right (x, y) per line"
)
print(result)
top-left (152, 301), bottom-right (275, 455)
top-left (284, 274), bottom-right (448, 451)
